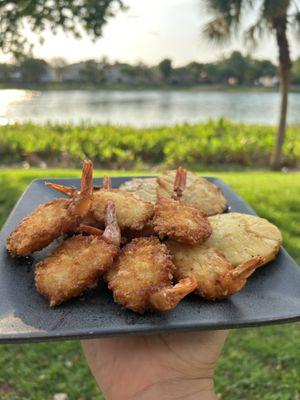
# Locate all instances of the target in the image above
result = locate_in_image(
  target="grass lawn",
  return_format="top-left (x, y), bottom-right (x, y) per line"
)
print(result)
top-left (0, 168), bottom-right (299, 400)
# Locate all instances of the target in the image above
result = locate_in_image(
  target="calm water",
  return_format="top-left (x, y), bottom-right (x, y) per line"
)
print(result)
top-left (0, 89), bottom-right (299, 126)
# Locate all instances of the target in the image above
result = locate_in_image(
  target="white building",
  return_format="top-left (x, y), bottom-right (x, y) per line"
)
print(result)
top-left (60, 63), bottom-right (86, 82)
top-left (258, 76), bottom-right (279, 87)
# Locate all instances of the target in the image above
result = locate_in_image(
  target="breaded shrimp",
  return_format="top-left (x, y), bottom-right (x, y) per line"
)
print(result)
top-left (6, 160), bottom-right (94, 257)
top-left (106, 236), bottom-right (196, 314)
top-left (46, 176), bottom-right (154, 231)
top-left (122, 221), bottom-right (156, 241)
top-left (153, 167), bottom-right (212, 244)
top-left (35, 202), bottom-right (120, 307)
top-left (167, 241), bottom-right (264, 300)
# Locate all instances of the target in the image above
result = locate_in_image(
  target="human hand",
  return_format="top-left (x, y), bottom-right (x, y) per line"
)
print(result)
top-left (81, 330), bottom-right (228, 400)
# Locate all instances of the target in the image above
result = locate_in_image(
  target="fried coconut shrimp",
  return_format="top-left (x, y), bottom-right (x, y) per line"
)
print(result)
top-left (106, 236), bottom-right (196, 314)
top-left (153, 167), bottom-right (212, 245)
top-left (35, 202), bottom-right (121, 307)
top-left (206, 213), bottom-right (283, 267)
top-left (119, 177), bottom-right (157, 204)
top-left (167, 241), bottom-right (263, 300)
top-left (46, 176), bottom-right (154, 231)
top-left (6, 160), bottom-right (94, 257)
top-left (157, 169), bottom-right (227, 216)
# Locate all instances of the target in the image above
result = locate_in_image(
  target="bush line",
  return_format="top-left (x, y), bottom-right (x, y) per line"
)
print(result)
top-left (0, 119), bottom-right (299, 168)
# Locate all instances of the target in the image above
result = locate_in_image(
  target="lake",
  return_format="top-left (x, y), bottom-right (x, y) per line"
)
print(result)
top-left (0, 89), bottom-right (299, 127)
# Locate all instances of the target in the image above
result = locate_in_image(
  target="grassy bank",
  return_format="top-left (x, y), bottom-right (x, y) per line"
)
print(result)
top-left (0, 120), bottom-right (299, 169)
top-left (0, 169), bottom-right (299, 400)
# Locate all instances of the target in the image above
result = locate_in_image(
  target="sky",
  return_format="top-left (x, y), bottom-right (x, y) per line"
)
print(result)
top-left (0, 0), bottom-right (299, 66)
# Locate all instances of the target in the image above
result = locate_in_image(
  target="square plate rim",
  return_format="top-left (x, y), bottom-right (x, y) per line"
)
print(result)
top-left (0, 175), bottom-right (299, 344)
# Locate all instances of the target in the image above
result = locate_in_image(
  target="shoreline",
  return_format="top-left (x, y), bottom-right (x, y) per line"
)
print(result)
top-left (1, 83), bottom-right (300, 93)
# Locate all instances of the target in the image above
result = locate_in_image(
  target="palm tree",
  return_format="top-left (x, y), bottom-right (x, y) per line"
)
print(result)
top-left (203, 0), bottom-right (300, 170)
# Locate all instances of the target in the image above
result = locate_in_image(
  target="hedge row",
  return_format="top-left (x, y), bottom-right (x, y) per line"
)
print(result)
top-left (0, 119), bottom-right (299, 168)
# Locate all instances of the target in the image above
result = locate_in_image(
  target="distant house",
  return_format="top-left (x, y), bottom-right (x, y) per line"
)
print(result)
top-left (228, 77), bottom-right (238, 85)
top-left (104, 63), bottom-right (133, 84)
top-left (105, 63), bottom-right (161, 85)
top-left (60, 62), bottom-right (86, 82)
top-left (171, 67), bottom-right (194, 85)
top-left (8, 68), bottom-right (22, 82)
top-left (40, 66), bottom-right (60, 83)
top-left (257, 76), bottom-right (279, 87)
top-left (149, 67), bottom-right (161, 84)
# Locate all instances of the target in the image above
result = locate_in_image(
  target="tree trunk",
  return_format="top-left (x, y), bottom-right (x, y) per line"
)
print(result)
top-left (271, 14), bottom-right (292, 170)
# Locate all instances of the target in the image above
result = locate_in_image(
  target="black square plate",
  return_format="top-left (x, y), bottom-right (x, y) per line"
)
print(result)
top-left (0, 176), bottom-right (299, 344)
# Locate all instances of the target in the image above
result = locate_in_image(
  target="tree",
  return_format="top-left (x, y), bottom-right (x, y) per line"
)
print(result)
top-left (227, 51), bottom-right (250, 83)
top-left (203, 0), bottom-right (300, 169)
top-left (19, 58), bottom-right (48, 83)
top-left (0, 1), bottom-right (126, 58)
top-left (186, 62), bottom-right (203, 83)
top-left (158, 59), bottom-right (172, 82)
top-left (0, 63), bottom-right (11, 82)
top-left (50, 57), bottom-right (67, 70)
top-left (79, 60), bottom-right (104, 83)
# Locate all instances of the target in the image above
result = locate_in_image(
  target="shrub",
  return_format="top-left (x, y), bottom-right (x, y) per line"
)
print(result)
top-left (0, 119), bottom-right (299, 168)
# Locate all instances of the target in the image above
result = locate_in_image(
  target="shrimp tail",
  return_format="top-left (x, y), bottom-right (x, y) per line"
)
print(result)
top-left (76, 224), bottom-right (103, 236)
top-left (102, 202), bottom-right (121, 247)
top-left (71, 160), bottom-right (94, 217)
top-left (45, 182), bottom-right (78, 197)
top-left (172, 166), bottom-right (187, 200)
top-left (230, 256), bottom-right (264, 281)
top-left (149, 275), bottom-right (197, 312)
top-left (102, 176), bottom-right (112, 190)
top-left (80, 160), bottom-right (94, 195)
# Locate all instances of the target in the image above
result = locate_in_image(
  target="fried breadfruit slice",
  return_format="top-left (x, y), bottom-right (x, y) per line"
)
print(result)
top-left (119, 178), bottom-right (157, 204)
top-left (167, 241), bottom-right (264, 300)
top-left (91, 190), bottom-right (154, 231)
top-left (153, 196), bottom-right (212, 244)
top-left (157, 170), bottom-right (227, 216)
top-left (206, 213), bottom-right (282, 267)
top-left (106, 237), bottom-right (196, 314)
top-left (35, 234), bottom-right (118, 307)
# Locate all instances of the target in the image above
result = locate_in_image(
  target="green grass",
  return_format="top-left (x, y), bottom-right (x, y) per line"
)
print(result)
top-left (1, 119), bottom-right (299, 169)
top-left (0, 169), bottom-right (299, 400)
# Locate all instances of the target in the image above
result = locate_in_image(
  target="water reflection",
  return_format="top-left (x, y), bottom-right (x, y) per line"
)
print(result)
top-left (0, 89), bottom-right (299, 126)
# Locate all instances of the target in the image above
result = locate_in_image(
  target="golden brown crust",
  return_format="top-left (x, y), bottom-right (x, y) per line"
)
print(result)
top-left (206, 213), bottom-right (282, 266)
top-left (153, 197), bottom-right (212, 245)
top-left (167, 241), bottom-right (263, 300)
top-left (122, 221), bottom-right (156, 241)
top-left (91, 190), bottom-right (154, 231)
top-left (157, 170), bottom-right (227, 216)
top-left (106, 237), bottom-right (175, 313)
top-left (7, 160), bottom-right (94, 257)
top-left (35, 235), bottom-right (118, 306)
top-left (6, 198), bottom-right (82, 256)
